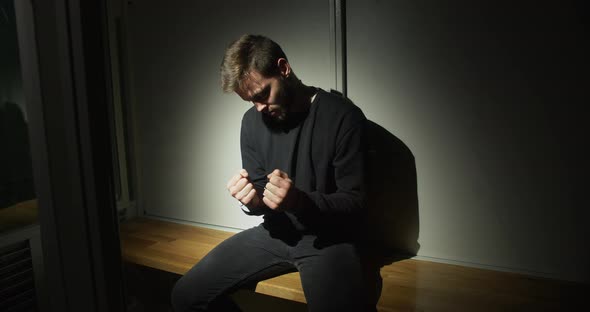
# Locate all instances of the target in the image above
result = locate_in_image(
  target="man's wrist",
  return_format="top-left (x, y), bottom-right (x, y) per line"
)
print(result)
top-left (239, 202), bottom-right (253, 213)
top-left (242, 195), bottom-right (262, 210)
top-left (281, 187), bottom-right (302, 212)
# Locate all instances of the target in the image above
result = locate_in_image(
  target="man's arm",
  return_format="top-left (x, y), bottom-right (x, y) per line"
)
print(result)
top-left (301, 118), bottom-right (366, 215)
top-left (239, 114), bottom-right (271, 215)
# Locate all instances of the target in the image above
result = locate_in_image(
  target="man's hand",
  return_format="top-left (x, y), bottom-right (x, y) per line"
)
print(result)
top-left (227, 169), bottom-right (260, 208)
top-left (263, 169), bottom-right (296, 210)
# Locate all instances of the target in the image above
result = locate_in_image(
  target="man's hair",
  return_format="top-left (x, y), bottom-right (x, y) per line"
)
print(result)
top-left (220, 34), bottom-right (288, 93)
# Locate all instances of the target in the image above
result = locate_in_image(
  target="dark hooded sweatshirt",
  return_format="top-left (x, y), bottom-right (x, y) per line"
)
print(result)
top-left (240, 89), bottom-right (366, 239)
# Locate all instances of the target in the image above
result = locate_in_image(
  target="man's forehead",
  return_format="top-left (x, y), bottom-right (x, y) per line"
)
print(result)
top-left (237, 71), bottom-right (267, 100)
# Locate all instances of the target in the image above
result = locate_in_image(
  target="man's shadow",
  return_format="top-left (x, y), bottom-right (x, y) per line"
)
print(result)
top-left (360, 120), bottom-right (420, 308)
top-left (363, 120), bottom-right (420, 259)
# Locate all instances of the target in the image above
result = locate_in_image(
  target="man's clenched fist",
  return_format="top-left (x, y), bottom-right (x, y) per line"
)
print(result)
top-left (263, 169), bottom-right (296, 210)
top-left (226, 169), bottom-right (260, 209)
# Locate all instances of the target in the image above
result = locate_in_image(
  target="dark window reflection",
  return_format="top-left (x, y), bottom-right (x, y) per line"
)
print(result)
top-left (0, 0), bottom-right (37, 233)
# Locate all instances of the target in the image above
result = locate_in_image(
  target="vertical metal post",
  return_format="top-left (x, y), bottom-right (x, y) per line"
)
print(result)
top-left (330, 0), bottom-right (347, 96)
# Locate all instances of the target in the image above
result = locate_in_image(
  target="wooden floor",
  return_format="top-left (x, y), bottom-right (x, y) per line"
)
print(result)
top-left (120, 217), bottom-right (587, 311)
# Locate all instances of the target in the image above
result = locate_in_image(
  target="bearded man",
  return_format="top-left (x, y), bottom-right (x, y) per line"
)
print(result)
top-left (171, 34), bottom-right (372, 312)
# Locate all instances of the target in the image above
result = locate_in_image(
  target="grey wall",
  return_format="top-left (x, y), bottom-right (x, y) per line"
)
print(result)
top-left (347, 0), bottom-right (588, 282)
top-left (126, 0), bottom-right (589, 282)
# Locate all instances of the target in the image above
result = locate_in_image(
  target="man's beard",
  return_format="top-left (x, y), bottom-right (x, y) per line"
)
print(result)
top-left (262, 79), bottom-right (294, 131)
top-left (270, 79), bottom-right (291, 121)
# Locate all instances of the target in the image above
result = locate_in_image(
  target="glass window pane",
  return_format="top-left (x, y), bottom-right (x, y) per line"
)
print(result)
top-left (0, 0), bottom-right (37, 233)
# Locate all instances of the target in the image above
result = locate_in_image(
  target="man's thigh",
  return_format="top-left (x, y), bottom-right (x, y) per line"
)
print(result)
top-left (171, 225), bottom-right (295, 311)
top-left (294, 238), bottom-right (367, 311)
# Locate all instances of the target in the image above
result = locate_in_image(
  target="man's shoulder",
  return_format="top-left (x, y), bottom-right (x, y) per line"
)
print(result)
top-left (241, 106), bottom-right (259, 124)
top-left (316, 89), bottom-right (365, 121)
top-left (240, 106), bottom-right (262, 138)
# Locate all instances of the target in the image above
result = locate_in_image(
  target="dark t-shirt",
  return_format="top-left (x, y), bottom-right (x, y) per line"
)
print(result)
top-left (240, 89), bottom-right (366, 237)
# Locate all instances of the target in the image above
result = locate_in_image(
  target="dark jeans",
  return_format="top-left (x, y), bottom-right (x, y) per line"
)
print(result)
top-left (170, 223), bottom-right (381, 311)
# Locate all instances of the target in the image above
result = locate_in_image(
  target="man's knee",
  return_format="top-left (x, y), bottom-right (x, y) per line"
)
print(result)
top-left (170, 277), bottom-right (191, 311)
top-left (170, 275), bottom-right (207, 312)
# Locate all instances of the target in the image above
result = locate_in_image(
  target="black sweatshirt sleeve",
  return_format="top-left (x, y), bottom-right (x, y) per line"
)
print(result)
top-left (240, 111), bottom-right (270, 216)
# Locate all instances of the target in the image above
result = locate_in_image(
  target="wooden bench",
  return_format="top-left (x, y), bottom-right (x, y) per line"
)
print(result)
top-left (120, 217), bottom-right (309, 302)
top-left (120, 217), bottom-right (584, 311)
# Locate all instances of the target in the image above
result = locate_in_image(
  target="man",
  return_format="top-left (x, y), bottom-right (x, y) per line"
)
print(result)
top-left (171, 34), bottom-right (371, 311)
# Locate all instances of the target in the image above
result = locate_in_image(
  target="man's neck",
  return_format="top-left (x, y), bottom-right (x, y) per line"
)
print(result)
top-left (290, 81), bottom-right (317, 113)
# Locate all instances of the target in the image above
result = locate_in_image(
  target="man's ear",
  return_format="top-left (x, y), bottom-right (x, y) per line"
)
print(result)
top-left (277, 58), bottom-right (291, 78)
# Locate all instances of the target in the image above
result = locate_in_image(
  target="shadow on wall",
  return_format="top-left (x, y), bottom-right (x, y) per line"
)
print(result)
top-left (363, 120), bottom-right (420, 261)
top-left (0, 101), bottom-right (35, 209)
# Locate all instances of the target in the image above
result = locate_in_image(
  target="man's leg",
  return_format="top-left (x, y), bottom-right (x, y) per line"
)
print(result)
top-left (294, 237), bottom-right (369, 312)
top-left (171, 225), bottom-right (295, 312)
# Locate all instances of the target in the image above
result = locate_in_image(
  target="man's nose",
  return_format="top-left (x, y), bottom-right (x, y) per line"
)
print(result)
top-left (253, 102), bottom-right (266, 112)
